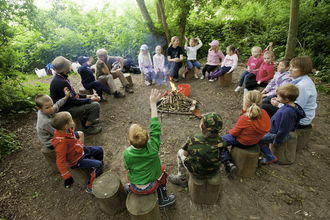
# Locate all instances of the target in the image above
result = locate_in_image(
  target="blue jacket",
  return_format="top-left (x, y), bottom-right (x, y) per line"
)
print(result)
top-left (50, 72), bottom-right (91, 111)
top-left (78, 64), bottom-right (96, 87)
top-left (270, 103), bottom-right (306, 145)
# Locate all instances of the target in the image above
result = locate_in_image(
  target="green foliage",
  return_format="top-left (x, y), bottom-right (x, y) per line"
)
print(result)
top-left (0, 128), bottom-right (21, 160)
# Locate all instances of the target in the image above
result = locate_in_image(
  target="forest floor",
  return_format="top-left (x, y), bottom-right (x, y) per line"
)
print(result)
top-left (1, 61), bottom-right (330, 220)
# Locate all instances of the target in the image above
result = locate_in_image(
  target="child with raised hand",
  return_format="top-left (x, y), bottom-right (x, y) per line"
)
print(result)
top-left (153, 45), bottom-right (167, 83)
top-left (123, 89), bottom-right (176, 208)
top-left (51, 111), bottom-right (103, 194)
top-left (235, 47), bottom-right (263, 92)
top-left (201, 40), bottom-right (224, 79)
top-left (221, 91), bottom-right (271, 176)
top-left (261, 58), bottom-right (292, 104)
top-left (182, 36), bottom-right (203, 79)
top-left (258, 84), bottom-right (305, 164)
top-left (139, 44), bottom-right (156, 86)
top-left (168, 112), bottom-right (226, 187)
top-left (35, 88), bottom-right (84, 149)
top-left (208, 45), bottom-right (238, 82)
top-left (245, 42), bottom-right (274, 92)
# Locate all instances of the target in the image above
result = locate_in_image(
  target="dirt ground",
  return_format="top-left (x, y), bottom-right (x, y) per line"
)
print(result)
top-left (1, 62), bottom-right (330, 220)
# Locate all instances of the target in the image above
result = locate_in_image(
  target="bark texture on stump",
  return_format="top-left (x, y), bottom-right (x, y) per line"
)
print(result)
top-left (124, 73), bottom-right (134, 87)
top-left (185, 67), bottom-right (196, 79)
top-left (295, 124), bottom-right (313, 151)
top-left (218, 72), bottom-right (232, 87)
top-left (73, 117), bottom-right (83, 132)
top-left (79, 87), bottom-right (93, 95)
top-left (92, 171), bottom-right (127, 215)
top-left (126, 191), bottom-right (161, 220)
top-left (188, 171), bottom-right (221, 204)
top-left (67, 166), bottom-right (90, 188)
top-left (231, 145), bottom-right (259, 178)
top-left (270, 132), bottom-right (297, 165)
top-left (41, 147), bottom-right (60, 173)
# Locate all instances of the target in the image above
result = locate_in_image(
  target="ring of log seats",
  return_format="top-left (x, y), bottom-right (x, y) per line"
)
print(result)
top-left (79, 87), bottom-right (93, 95)
top-left (188, 171), bottom-right (221, 204)
top-left (295, 124), bottom-right (313, 151)
top-left (41, 147), bottom-right (60, 173)
top-left (184, 66), bottom-right (196, 79)
top-left (126, 191), bottom-right (161, 220)
top-left (218, 71), bottom-right (233, 87)
top-left (67, 166), bottom-right (91, 188)
top-left (92, 171), bottom-right (127, 215)
top-left (73, 117), bottom-right (83, 132)
top-left (124, 73), bottom-right (134, 87)
top-left (270, 131), bottom-right (297, 165)
top-left (231, 144), bottom-right (260, 178)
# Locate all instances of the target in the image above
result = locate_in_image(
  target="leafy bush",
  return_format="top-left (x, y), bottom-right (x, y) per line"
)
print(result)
top-left (0, 128), bottom-right (21, 160)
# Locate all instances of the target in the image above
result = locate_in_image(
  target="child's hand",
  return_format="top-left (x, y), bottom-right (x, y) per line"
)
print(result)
top-left (98, 59), bottom-right (104, 65)
top-left (271, 97), bottom-right (280, 107)
top-left (150, 89), bottom-right (161, 104)
top-left (196, 37), bottom-right (200, 41)
top-left (262, 94), bottom-right (268, 98)
top-left (87, 57), bottom-right (94, 65)
top-left (64, 177), bottom-right (74, 188)
top-left (257, 81), bottom-right (261, 85)
top-left (184, 36), bottom-right (188, 41)
top-left (269, 42), bottom-right (273, 47)
top-left (63, 87), bottom-right (70, 100)
top-left (91, 94), bottom-right (101, 102)
top-left (261, 90), bottom-right (266, 94)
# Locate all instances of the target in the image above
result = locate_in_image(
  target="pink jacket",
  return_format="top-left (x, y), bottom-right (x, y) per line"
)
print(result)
top-left (206, 49), bottom-right (225, 66)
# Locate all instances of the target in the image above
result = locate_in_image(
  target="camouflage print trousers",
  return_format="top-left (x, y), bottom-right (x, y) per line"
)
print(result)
top-left (177, 149), bottom-right (188, 179)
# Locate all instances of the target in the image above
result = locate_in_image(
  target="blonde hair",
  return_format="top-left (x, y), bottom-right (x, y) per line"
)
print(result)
top-left (190, 37), bottom-right (198, 46)
top-left (244, 91), bottom-right (262, 121)
top-left (155, 45), bottom-right (162, 52)
top-left (276, 83), bottom-right (299, 102)
top-left (168, 36), bottom-right (179, 47)
top-left (35, 94), bottom-right (52, 108)
top-left (264, 51), bottom-right (275, 60)
top-left (128, 124), bottom-right (148, 148)
top-left (252, 47), bottom-right (262, 55)
top-left (51, 112), bottom-right (71, 130)
top-left (210, 46), bottom-right (220, 53)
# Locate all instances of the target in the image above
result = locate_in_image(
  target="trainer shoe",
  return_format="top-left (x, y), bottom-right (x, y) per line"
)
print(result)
top-left (85, 187), bottom-right (93, 194)
top-left (92, 118), bottom-right (99, 125)
top-left (173, 78), bottom-right (179, 82)
top-left (145, 80), bottom-right (151, 86)
top-left (125, 86), bottom-right (133, 93)
top-left (114, 91), bottom-right (125, 98)
top-left (168, 174), bottom-right (188, 187)
top-left (235, 86), bottom-right (243, 92)
top-left (200, 75), bottom-right (205, 80)
top-left (224, 161), bottom-right (237, 176)
top-left (209, 79), bottom-right (215, 82)
top-left (83, 125), bottom-right (102, 136)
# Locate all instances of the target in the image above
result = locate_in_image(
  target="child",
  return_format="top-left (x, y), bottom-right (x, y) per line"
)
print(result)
top-left (258, 83), bottom-right (305, 164)
top-left (153, 45), bottom-right (167, 83)
top-left (245, 42), bottom-right (274, 92)
top-left (208, 45), bottom-right (238, 82)
top-left (182, 36), bottom-right (203, 79)
top-left (123, 89), bottom-right (175, 207)
top-left (139, 44), bottom-right (156, 86)
top-left (168, 112), bottom-right (226, 186)
top-left (261, 58), bottom-right (292, 104)
top-left (235, 47), bottom-right (264, 92)
top-left (201, 40), bottom-right (225, 79)
top-left (51, 111), bottom-right (104, 194)
top-left (221, 91), bottom-right (271, 175)
top-left (166, 36), bottom-right (183, 82)
top-left (35, 89), bottom-right (84, 149)
top-left (77, 56), bottom-right (112, 102)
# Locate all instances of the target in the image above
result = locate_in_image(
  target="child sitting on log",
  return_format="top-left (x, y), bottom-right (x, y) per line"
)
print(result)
top-left (35, 90), bottom-right (84, 149)
top-left (123, 89), bottom-right (176, 207)
top-left (258, 83), bottom-right (306, 164)
top-left (139, 44), bottom-right (156, 86)
top-left (51, 111), bottom-right (104, 194)
top-left (168, 112), bottom-right (226, 186)
top-left (221, 91), bottom-right (271, 176)
top-left (153, 45), bottom-right (167, 83)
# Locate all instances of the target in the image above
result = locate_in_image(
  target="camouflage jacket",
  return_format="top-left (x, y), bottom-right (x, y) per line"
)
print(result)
top-left (182, 134), bottom-right (226, 178)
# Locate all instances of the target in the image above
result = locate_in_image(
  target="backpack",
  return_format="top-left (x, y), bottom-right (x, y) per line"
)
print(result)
top-left (45, 63), bottom-right (54, 75)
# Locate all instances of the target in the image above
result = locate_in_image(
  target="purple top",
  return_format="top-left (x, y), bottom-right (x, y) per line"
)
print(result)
top-left (264, 71), bottom-right (293, 96)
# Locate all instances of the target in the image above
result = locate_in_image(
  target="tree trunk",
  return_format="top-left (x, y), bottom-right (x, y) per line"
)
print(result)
top-left (158, 0), bottom-right (170, 45)
top-left (136, 0), bottom-right (157, 35)
top-left (156, 2), bottom-right (161, 24)
top-left (178, 1), bottom-right (191, 47)
top-left (285, 0), bottom-right (299, 59)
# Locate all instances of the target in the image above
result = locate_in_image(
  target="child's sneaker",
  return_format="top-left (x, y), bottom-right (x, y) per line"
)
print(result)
top-left (235, 86), bottom-right (243, 92)
top-left (209, 79), bottom-right (215, 82)
top-left (83, 125), bottom-right (102, 136)
top-left (145, 80), bottom-right (151, 86)
top-left (168, 174), bottom-right (188, 187)
top-left (85, 187), bottom-right (93, 194)
top-left (200, 75), bottom-right (205, 80)
top-left (224, 161), bottom-right (237, 176)
top-left (163, 79), bottom-right (167, 83)
top-left (244, 88), bottom-right (248, 94)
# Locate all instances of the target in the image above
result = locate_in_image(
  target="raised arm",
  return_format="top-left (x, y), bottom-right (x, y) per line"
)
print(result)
top-left (150, 89), bottom-right (161, 118)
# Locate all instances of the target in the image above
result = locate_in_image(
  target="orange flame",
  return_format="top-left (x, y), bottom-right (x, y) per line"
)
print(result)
top-left (169, 76), bottom-right (178, 92)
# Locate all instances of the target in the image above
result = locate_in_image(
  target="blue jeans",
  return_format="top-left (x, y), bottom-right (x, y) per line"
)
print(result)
top-left (257, 132), bottom-right (291, 148)
top-left (221, 134), bottom-right (256, 162)
top-left (239, 71), bottom-right (256, 87)
top-left (130, 181), bottom-right (156, 192)
top-left (187, 60), bottom-right (201, 70)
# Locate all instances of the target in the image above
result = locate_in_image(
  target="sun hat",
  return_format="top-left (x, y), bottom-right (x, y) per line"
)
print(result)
top-left (140, 44), bottom-right (148, 50)
top-left (209, 40), bottom-right (219, 47)
top-left (52, 56), bottom-right (71, 73)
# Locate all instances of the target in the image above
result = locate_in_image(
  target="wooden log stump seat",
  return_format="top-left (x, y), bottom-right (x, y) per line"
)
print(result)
top-left (270, 131), bottom-right (297, 165)
top-left (92, 171), bottom-right (127, 215)
top-left (124, 73), bottom-right (134, 87)
top-left (41, 147), bottom-right (60, 173)
top-left (184, 66), bottom-right (196, 79)
top-left (67, 166), bottom-right (90, 188)
top-left (295, 124), bottom-right (313, 151)
top-left (79, 87), bottom-right (93, 95)
top-left (218, 71), bottom-right (233, 87)
top-left (73, 117), bottom-right (83, 132)
top-left (126, 191), bottom-right (161, 220)
top-left (188, 171), bottom-right (221, 204)
top-left (231, 144), bottom-right (260, 178)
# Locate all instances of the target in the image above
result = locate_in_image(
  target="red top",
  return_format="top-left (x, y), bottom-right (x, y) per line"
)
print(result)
top-left (246, 56), bottom-right (263, 75)
top-left (256, 49), bottom-right (274, 83)
top-left (229, 109), bottom-right (271, 145)
top-left (51, 128), bottom-right (85, 180)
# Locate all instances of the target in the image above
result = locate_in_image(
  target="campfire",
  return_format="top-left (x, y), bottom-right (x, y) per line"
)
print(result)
top-left (157, 77), bottom-right (197, 114)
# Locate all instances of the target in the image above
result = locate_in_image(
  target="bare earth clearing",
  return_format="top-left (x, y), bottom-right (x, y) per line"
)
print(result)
top-left (1, 62), bottom-right (330, 220)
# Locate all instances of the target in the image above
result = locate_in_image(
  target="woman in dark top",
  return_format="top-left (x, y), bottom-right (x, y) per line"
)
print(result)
top-left (166, 36), bottom-right (183, 82)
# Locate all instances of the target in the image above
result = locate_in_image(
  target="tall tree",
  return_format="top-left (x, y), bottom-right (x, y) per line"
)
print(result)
top-left (285, 0), bottom-right (299, 59)
top-left (136, 0), bottom-right (158, 36)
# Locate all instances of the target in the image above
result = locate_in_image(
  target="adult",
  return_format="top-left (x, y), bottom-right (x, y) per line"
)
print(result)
top-left (95, 49), bottom-right (133, 98)
top-left (166, 36), bottom-right (183, 82)
top-left (50, 56), bottom-right (102, 136)
top-left (262, 56), bottom-right (317, 128)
